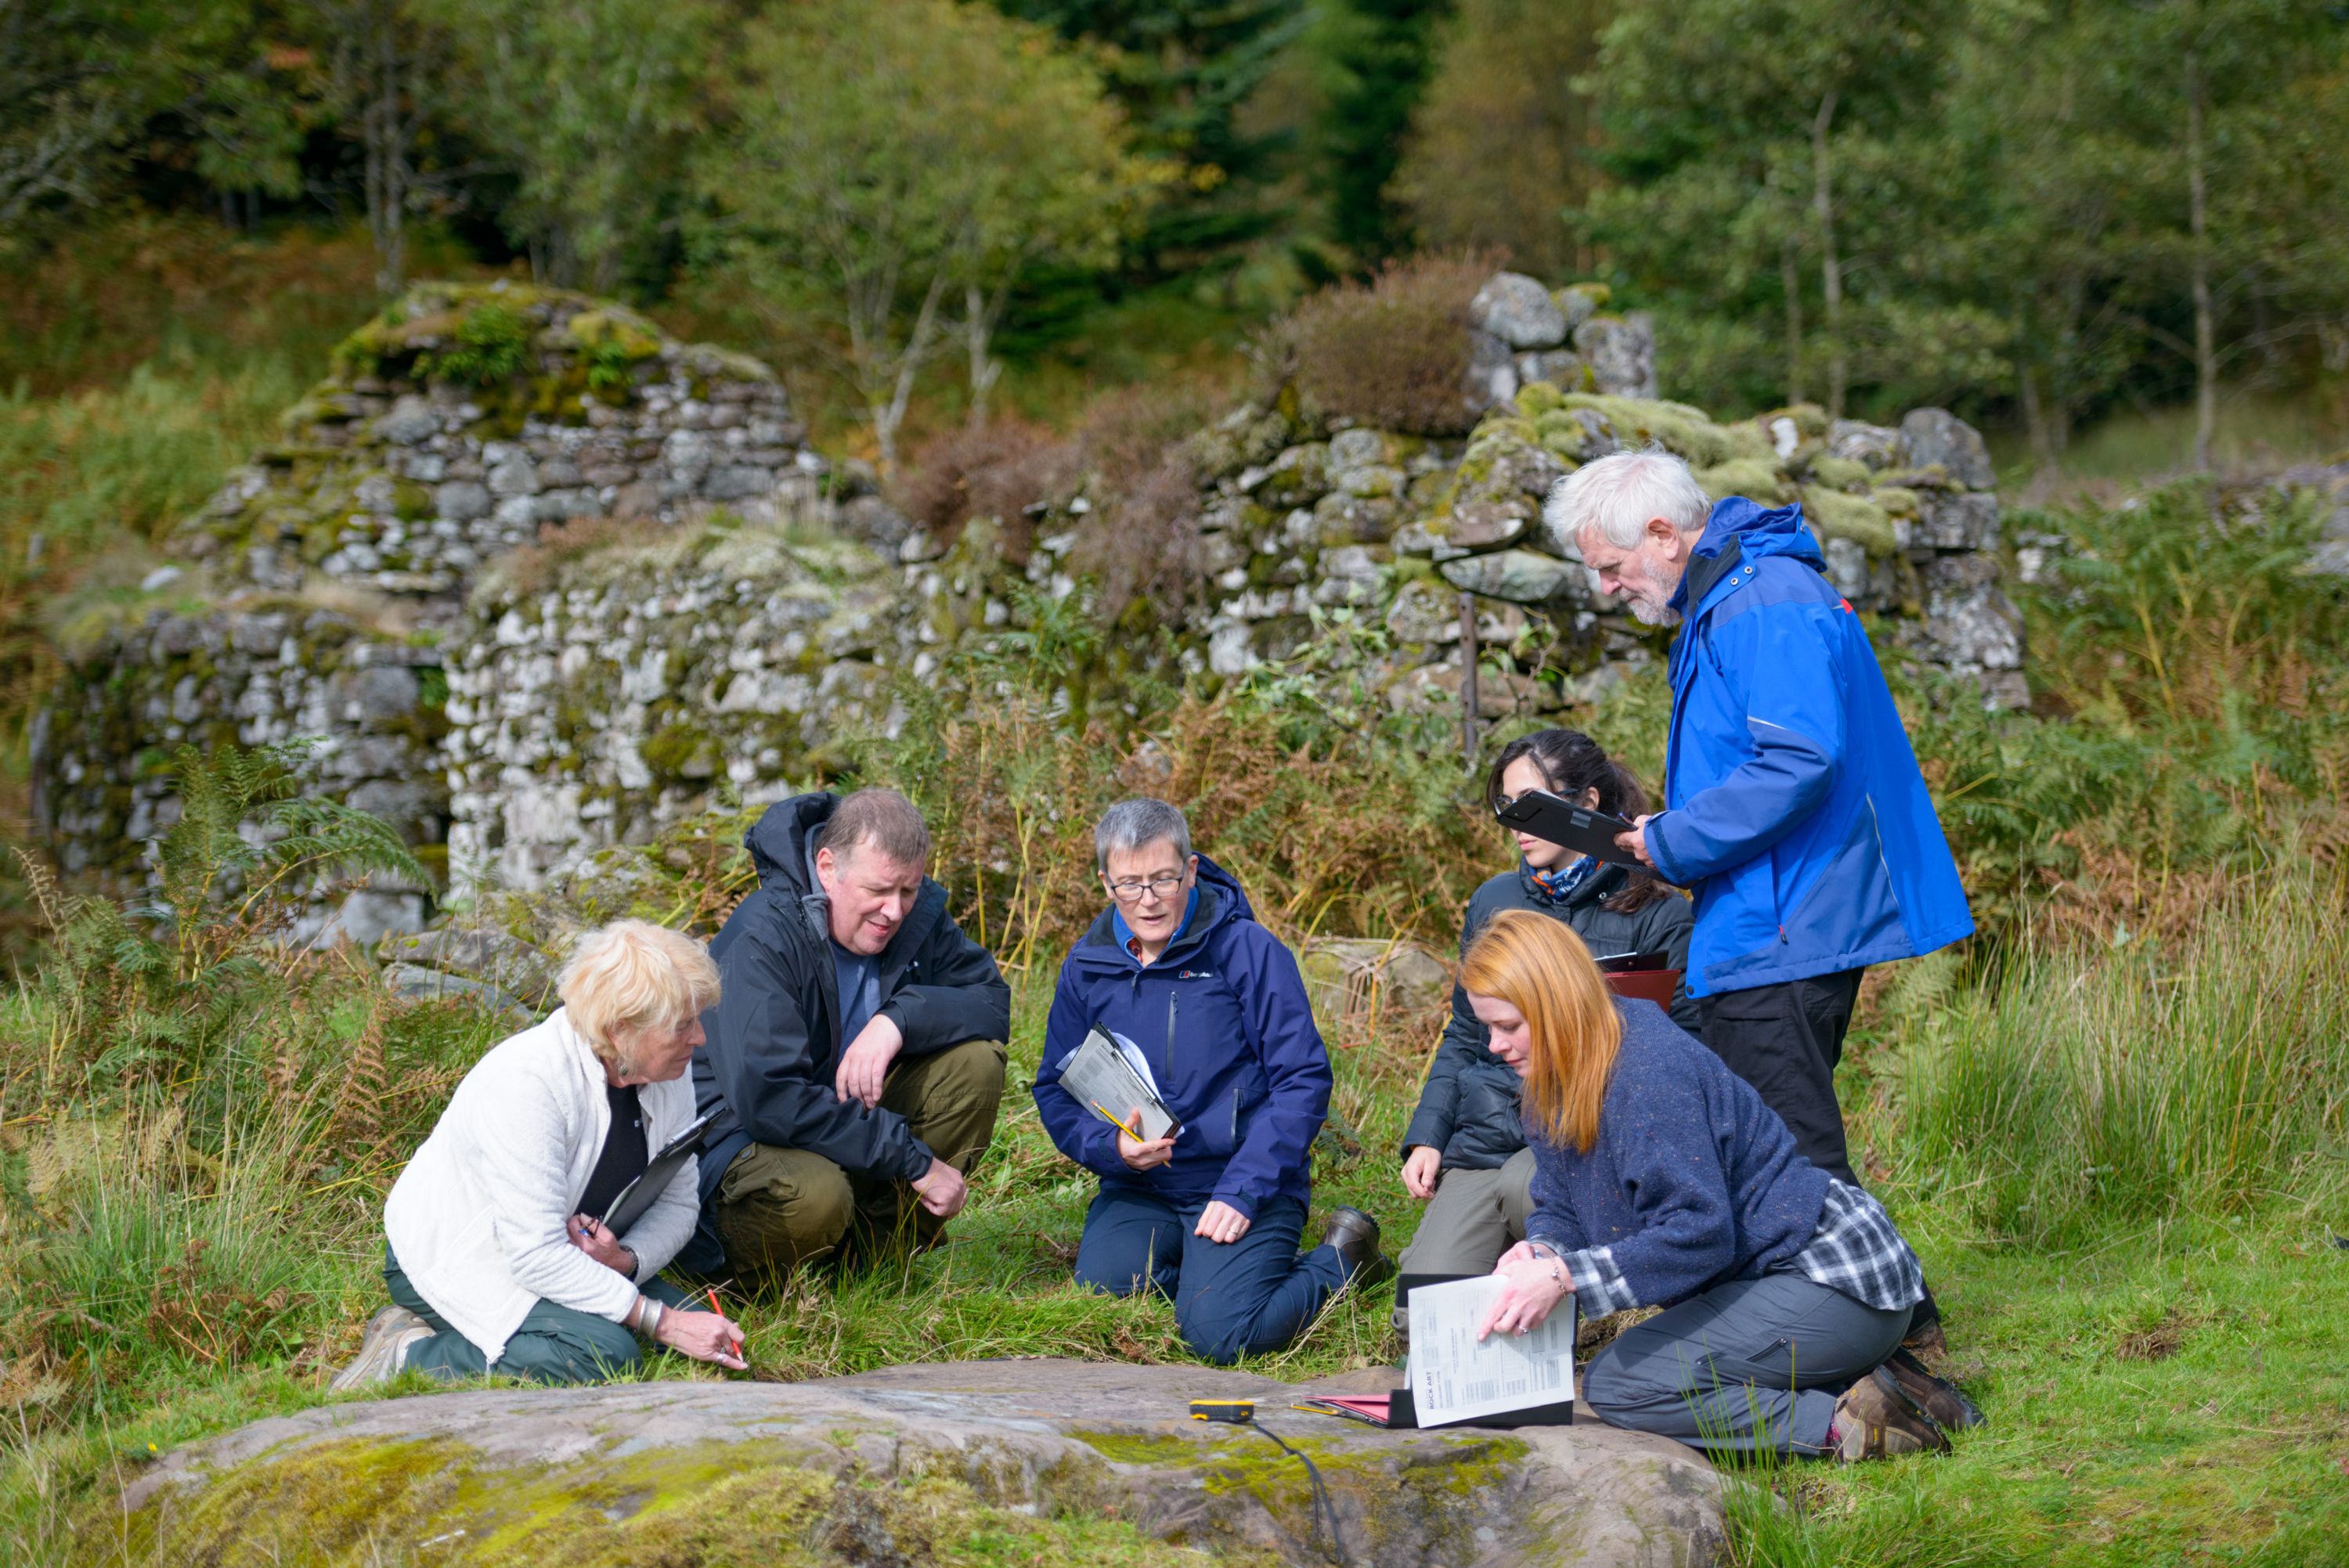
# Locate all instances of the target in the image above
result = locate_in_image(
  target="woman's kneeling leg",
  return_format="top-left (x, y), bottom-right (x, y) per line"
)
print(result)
top-left (1172, 1199), bottom-right (1351, 1364)
top-left (1580, 1274), bottom-right (1910, 1456)
top-left (1073, 1187), bottom-right (1185, 1299)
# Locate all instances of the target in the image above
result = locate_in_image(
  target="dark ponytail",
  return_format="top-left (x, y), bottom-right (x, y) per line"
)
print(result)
top-left (1484, 729), bottom-right (1674, 914)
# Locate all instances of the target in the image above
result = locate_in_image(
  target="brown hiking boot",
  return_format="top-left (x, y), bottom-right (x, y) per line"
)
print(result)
top-left (1884, 1347), bottom-right (1985, 1431)
top-left (1831, 1366), bottom-right (1950, 1462)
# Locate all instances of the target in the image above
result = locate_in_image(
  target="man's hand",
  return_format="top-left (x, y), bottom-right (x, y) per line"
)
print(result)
top-left (567, 1214), bottom-right (635, 1277)
top-left (1476, 1252), bottom-right (1572, 1340)
top-left (1401, 1145), bottom-right (1442, 1201)
top-left (908, 1156), bottom-right (969, 1219)
top-left (1614, 813), bottom-right (1656, 869)
top-left (834, 1013), bottom-right (906, 1108)
top-left (1194, 1200), bottom-right (1252, 1245)
top-left (1117, 1112), bottom-right (1176, 1172)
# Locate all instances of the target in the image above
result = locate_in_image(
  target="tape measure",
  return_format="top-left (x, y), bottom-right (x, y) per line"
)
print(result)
top-left (1189, 1399), bottom-right (1257, 1424)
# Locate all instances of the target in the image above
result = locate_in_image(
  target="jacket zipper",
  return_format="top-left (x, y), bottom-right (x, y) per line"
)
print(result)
top-left (1164, 990), bottom-right (1178, 1097)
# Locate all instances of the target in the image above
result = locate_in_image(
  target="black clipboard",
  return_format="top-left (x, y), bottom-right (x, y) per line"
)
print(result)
top-left (1592, 949), bottom-right (1671, 973)
top-left (600, 1109), bottom-right (720, 1236)
top-left (1494, 788), bottom-right (1643, 868)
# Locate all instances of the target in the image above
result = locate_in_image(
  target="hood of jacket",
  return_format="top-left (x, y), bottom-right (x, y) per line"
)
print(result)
top-left (745, 791), bottom-right (834, 894)
top-left (1672, 496), bottom-right (1826, 621)
top-left (1071, 852), bottom-right (1254, 971)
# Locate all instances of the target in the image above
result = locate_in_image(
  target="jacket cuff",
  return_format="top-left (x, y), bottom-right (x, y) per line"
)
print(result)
top-left (1643, 813), bottom-right (1694, 886)
top-left (1208, 1189), bottom-right (1258, 1223)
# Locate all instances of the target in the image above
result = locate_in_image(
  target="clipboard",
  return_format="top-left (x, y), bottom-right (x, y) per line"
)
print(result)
top-left (1494, 788), bottom-right (1643, 868)
top-left (1056, 1028), bottom-right (1181, 1141)
top-left (600, 1109), bottom-right (720, 1236)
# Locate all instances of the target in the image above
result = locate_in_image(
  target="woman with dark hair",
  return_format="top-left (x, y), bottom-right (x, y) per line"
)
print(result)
top-left (1462, 910), bottom-right (1972, 1461)
top-left (1395, 729), bottom-right (1697, 1281)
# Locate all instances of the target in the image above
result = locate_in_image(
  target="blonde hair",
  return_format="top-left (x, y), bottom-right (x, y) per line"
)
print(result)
top-left (1457, 910), bottom-right (1624, 1155)
top-left (557, 919), bottom-right (721, 1058)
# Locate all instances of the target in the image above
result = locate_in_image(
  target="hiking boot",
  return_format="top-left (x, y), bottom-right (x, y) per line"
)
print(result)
top-left (1903, 1288), bottom-right (1950, 1358)
top-left (329, 1306), bottom-right (431, 1393)
top-left (1322, 1207), bottom-right (1394, 1286)
top-left (1884, 1347), bottom-right (1986, 1431)
top-left (1830, 1365), bottom-right (1950, 1462)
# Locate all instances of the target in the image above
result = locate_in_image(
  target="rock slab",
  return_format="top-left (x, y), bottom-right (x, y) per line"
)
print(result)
top-left (117, 1359), bottom-right (1723, 1567)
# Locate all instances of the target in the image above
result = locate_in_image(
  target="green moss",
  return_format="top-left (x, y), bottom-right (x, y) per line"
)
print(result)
top-left (1870, 485), bottom-right (1922, 517)
top-left (1801, 485), bottom-right (1897, 554)
top-left (1070, 1429), bottom-right (1196, 1466)
top-left (639, 720), bottom-right (713, 783)
top-left (1809, 454), bottom-right (1874, 491)
top-left (1559, 394), bottom-right (1767, 467)
top-left (1758, 402), bottom-right (1831, 440)
top-left (1697, 458), bottom-right (1794, 504)
top-left (1514, 380), bottom-right (1570, 420)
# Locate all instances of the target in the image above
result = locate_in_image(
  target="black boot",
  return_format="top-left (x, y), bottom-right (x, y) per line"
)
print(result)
top-left (1322, 1207), bottom-right (1394, 1286)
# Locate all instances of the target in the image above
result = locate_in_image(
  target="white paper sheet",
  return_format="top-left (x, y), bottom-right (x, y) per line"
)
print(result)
top-left (1405, 1275), bottom-right (1577, 1427)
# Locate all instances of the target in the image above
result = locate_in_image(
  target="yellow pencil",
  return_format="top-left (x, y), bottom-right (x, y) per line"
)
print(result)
top-left (1089, 1100), bottom-right (1143, 1139)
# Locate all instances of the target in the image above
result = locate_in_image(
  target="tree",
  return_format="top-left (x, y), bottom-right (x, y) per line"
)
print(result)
top-left (1579, 0), bottom-right (1972, 416)
top-left (698, 0), bottom-right (1160, 466)
top-left (421, 0), bottom-right (717, 292)
top-left (305, 0), bottom-right (458, 296)
top-left (1308, 0), bottom-right (1452, 262)
top-left (0, 0), bottom-right (302, 246)
top-left (985, 0), bottom-right (1308, 275)
top-left (1391, 0), bottom-right (1612, 280)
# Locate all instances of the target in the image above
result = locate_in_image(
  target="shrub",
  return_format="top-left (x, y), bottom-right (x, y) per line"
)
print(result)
top-left (1255, 252), bottom-right (1496, 436)
top-left (895, 416), bottom-right (1076, 557)
top-left (1066, 380), bottom-right (1224, 623)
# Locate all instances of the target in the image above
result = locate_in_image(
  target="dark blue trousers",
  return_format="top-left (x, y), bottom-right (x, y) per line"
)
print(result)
top-left (1073, 1188), bottom-right (1351, 1364)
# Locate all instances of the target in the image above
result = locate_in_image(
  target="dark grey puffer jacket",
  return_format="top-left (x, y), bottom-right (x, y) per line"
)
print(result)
top-left (1400, 863), bottom-right (1698, 1171)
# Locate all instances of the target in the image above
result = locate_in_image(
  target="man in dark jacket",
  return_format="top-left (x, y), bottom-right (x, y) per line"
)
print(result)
top-left (684, 788), bottom-right (1009, 1278)
top-left (1550, 452), bottom-right (1975, 1346)
top-left (1032, 798), bottom-right (1384, 1364)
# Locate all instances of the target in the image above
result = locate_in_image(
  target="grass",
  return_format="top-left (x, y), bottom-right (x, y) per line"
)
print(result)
top-left (1985, 388), bottom-right (2348, 499)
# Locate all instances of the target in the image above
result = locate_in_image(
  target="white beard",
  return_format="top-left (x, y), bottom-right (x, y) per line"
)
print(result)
top-left (1628, 597), bottom-right (1682, 628)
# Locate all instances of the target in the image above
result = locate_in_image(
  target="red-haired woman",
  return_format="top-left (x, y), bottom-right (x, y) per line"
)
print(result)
top-left (1458, 910), bottom-right (1976, 1461)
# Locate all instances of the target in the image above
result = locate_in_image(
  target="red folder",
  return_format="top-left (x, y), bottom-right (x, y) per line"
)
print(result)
top-left (1604, 968), bottom-right (1680, 1009)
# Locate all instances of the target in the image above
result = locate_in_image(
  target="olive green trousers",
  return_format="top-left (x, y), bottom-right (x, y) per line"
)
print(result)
top-left (711, 1037), bottom-right (1006, 1278)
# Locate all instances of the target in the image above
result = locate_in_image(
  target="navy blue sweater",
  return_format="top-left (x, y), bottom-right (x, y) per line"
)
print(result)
top-left (1525, 999), bottom-right (1830, 1311)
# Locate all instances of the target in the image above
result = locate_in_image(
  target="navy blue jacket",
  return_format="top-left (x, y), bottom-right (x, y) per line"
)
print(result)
top-left (1525, 999), bottom-right (1830, 1310)
top-left (1647, 497), bottom-right (1974, 994)
top-left (1034, 857), bottom-right (1330, 1220)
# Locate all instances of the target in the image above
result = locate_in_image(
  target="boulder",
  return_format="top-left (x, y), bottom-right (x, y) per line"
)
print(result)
top-left (1439, 549), bottom-right (1579, 605)
top-left (1573, 315), bottom-right (1659, 399)
top-left (1470, 271), bottom-right (1569, 350)
top-left (1897, 409), bottom-right (1996, 490)
top-left (1300, 937), bottom-right (1455, 1020)
top-left (110, 1361), bottom-right (1724, 1568)
top-left (382, 923), bottom-right (557, 1006)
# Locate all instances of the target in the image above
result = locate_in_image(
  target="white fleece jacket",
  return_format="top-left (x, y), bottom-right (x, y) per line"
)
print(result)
top-left (384, 1007), bottom-right (699, 1365)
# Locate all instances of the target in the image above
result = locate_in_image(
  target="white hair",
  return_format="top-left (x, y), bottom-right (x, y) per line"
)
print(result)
top-left (557, 918), bottom-right (720, 1059)
top-left (1543, 449), bottom-right (1711, 553)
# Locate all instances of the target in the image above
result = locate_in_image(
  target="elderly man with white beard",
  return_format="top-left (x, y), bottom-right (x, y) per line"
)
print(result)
top-left (1544, 451), bottom-right (1976, 1355)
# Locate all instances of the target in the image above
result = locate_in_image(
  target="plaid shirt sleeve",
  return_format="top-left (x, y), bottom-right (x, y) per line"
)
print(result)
top-left (1792, 1179), bottom-right (1925, 1311)
top-left (1528, 1238), bottom-right (1641, 1317)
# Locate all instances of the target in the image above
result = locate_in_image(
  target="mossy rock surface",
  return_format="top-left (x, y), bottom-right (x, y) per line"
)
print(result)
top-left (105, 1360), bottom-right (1723, 1567)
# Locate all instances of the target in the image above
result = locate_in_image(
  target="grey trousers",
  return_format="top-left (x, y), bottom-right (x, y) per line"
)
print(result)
top-left (1396, 1148), bottom-right (1537, 1275)
top-left (1581, 1272), bottom-right (1912, 1456)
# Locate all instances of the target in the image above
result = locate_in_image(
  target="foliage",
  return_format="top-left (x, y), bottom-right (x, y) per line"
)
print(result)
top-left (987, 0), bottom-right (1312, 272)
top-left (695, 0), bottom-right (1163, 469)
top-left (1254, 250), bottom-right (1491, 434)
top-left (411, 300), bottom-right (530, 386)
top-left (895, 417), bottom-right (1077, 546)
top-left (1391, 0), bottom-right (1613, 280)
top-left (1305, 0), bottom-right (1452, 261)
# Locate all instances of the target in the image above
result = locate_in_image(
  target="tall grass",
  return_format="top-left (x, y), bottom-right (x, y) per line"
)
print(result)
top-left (1894, 879), bottom-right (2349, 1244)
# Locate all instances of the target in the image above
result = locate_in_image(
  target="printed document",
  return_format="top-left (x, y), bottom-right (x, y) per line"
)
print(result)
top-left (1406, 1276), bottom-right (1576, 1426)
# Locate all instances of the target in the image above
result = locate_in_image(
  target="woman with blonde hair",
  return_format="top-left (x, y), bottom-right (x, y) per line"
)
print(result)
top-left (1460, 910), bottom-right (1976, 1462)
top-left (331, 920), bottom-right (748, 1388)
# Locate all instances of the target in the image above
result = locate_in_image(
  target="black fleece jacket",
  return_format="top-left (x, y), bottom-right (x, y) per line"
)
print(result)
top-left (690, 793), bottom-right (1009, 1200)
top-left (1400, 863), bottom-right (1698, 1171)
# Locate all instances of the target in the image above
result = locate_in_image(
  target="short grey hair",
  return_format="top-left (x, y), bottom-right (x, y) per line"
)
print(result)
top-left (1543, 449), bottom-right (1711, 552)
top-left (1094, 798), bottom-right (1192, 874)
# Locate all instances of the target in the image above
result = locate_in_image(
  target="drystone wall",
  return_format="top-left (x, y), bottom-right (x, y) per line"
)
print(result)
top-left (36, 272), bottom-right (2023, 926)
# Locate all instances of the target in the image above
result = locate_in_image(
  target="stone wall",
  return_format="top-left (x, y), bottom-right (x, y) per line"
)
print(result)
top-left (36, 272), bottom-right (2025, 917)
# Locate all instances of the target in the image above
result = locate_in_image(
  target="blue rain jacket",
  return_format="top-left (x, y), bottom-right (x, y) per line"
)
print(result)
top-left (1646, 498), bottom-right (1974, 996)
top-left (1034, 856), bottom-right (1330, 1220)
